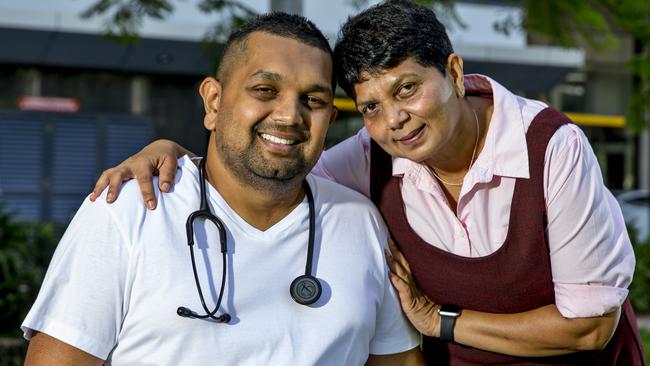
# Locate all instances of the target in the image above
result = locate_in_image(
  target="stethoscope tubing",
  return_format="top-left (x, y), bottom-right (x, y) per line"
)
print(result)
top-left (180, 157), bottom-right (321, 322)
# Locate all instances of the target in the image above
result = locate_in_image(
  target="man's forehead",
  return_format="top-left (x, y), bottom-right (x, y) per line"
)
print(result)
top-left (234, 35), bottom-right (331, 86)
top-left (245, 32), bottom-right (326, 56)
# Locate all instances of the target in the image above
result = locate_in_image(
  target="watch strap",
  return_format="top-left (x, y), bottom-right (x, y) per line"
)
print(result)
top-left (439, 312), bottom-right (456, 342)
top-left (438, 304), bottom-right (461, 342)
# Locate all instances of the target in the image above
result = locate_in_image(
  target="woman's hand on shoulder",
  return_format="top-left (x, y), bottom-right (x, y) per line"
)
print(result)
top-left (90, 139), bottom-right (192, 209)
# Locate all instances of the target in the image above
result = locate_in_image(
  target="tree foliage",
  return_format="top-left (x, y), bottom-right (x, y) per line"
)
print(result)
top-left (80, 0), bottom-right (256, 43)
top-left (627, 225), bottom-right (650, 313)
top-left (82, 0), bottom-right (649, 130)
top-left (491, 0), bottom-right (650, 131)
top-left (0, 206), bottom-right (63, 336)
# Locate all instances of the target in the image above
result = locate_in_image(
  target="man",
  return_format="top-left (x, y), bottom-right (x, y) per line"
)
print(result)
top-left (22, 12), bottom-right (424, 366)
top-left (91, 1), bottom-right (645, 364)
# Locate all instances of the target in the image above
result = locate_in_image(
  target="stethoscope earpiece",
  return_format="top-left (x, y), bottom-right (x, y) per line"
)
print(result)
top-left (179, 158), bottom-right (321, 323)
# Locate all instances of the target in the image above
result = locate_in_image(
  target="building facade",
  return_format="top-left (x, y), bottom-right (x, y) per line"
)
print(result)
top-left (0, 0), bottom-right (645, 222)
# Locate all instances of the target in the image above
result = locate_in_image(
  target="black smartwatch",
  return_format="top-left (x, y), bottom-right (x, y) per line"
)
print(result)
top-left (437, 304), bottom-right (462, 342)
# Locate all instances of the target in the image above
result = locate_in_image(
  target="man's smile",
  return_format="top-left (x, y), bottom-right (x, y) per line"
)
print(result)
top-left (260, 133), bottom-right (298, 145)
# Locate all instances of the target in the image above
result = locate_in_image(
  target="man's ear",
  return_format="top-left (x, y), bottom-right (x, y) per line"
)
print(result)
top-left (329, 105), bottom-right (338, 126)
top-left (199, 77), bottom-right (222, 130)
top-left (446, 53), bottom-right (465, 98)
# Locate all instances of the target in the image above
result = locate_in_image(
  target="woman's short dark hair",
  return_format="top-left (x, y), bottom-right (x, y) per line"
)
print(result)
top-left (334, 0), bottom-right (454, 97)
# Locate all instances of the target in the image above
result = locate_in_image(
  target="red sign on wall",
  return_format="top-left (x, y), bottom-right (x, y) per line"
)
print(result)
top-left (18, 96), bottom-right (80, 113)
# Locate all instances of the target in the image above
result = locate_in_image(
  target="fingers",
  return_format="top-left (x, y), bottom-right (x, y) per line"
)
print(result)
top-left (385, 248), bottom-right (410, 285)
top-left (138, 153), bottom-right (179, 209)
top-left (157, 155), bottom-right (178, 193)
top-left (106, 168), bottom-right (128, 203)
top-left (90, 171), bottom-right (110, 202)
top-left (89, 140), bottom-right (183, 209)
top-left (387, 238), bottom-right (412, 274)
top-left (90, 168), bottom-right (130, 203)
top-left (135, 171), bottom-right (157, 210)
top-left (389, 271), bottom-right (414, 303)
top-left (384, 237), bottom-right (418, 297)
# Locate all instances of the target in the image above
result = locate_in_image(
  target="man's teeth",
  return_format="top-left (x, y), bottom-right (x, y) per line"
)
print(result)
top-left (261, 133), bottom-right (295, 145)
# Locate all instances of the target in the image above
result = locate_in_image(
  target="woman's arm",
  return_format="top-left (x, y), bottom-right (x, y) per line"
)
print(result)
top-left (90, 139), bottom-right (193, 209)
top-left (385, 240), bottom-right (621, 357)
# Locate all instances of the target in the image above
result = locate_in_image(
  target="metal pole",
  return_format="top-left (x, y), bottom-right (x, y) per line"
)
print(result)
top-left (640, 127), bottom-right (650, 190)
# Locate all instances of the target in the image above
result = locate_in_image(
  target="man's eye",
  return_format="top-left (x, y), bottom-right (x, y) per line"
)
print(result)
top-left (307, 96), bottom-right (325, 106)
top-left (256, 87), bottom-right (275, 94)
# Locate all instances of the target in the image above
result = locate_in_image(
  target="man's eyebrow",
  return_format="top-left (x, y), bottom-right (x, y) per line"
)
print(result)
top-left (251, 70), bottom-right (332, 97)
top-left (307, 84), bottom-right (333, 97)
top-left (250, 70), bottom-right (284, 81)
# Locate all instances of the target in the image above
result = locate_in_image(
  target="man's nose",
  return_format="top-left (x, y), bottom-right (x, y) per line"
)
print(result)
top-left (270, 96), bottom-right (303, 125)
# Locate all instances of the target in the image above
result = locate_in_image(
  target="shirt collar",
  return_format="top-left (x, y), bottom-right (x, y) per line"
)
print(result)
top-left (466, 74), bottom-right (529, 180)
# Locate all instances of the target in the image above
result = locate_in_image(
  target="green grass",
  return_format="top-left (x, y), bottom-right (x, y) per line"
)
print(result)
top-left (641, 328), bottom-right (650, 362)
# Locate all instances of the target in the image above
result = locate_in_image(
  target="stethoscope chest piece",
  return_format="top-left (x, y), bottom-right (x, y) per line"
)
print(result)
top-left (290, 275), bottom-right (322, 305)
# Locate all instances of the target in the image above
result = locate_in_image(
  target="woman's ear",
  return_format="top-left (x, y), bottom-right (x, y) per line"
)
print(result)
top-left (446, 53), bottom-right (465, 98)
top-left (199, 77), bottom-right (223, 130)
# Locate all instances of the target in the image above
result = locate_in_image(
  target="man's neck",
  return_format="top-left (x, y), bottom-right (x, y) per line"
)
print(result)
top-left (202, 152), bottom-right (306, 232)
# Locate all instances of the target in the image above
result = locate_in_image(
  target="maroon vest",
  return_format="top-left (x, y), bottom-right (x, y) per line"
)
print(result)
top-left (370, 108), bottom-right (645, 365)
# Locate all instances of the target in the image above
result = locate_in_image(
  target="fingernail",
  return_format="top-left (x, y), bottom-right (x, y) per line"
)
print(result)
top-left (146, 200), bottom-right (155, 210)
top-left (161, 183), bottom-right (170, 192)
top-left (107, 192), bottom-right (114, 202)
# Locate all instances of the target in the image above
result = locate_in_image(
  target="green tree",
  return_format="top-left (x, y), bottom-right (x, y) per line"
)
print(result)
top-left (488, 0), bottom-right (650, 131)
top-left (82, 0), bottom-right (649, 130)
top-left (628, 224), bottom-right (650, 313)
top-left (0, 206), bottom-right (62, 336)
top-left (80, 0), bottom-right (256, 43)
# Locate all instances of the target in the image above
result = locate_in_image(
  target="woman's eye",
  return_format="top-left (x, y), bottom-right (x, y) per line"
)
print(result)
top-left (362, 104), bottom-right (377, 114)
top-left (398, 83), bottom-right (415, 96)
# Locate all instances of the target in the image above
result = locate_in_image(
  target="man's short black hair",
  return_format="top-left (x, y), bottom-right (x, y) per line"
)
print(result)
top-left (334, 0), bottom-right (454, 97)
top-left (218, 12), bottom-right (335, 91)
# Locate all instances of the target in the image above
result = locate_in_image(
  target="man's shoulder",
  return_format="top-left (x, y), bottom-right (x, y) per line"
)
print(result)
top-left (309, 174), bottom-right (383, 221)
top-left (310, 173), bottom-right (372, 204)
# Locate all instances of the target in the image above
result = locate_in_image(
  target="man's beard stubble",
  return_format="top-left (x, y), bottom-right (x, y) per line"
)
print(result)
top-left (214, 122), bottom-right (314, 195)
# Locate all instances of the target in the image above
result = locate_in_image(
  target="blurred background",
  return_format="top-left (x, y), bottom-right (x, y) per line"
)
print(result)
top-left (0, 0), bottom-right (648, 363)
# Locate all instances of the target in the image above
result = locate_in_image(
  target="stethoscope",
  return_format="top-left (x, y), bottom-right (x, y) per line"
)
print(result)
top-left (177, 157), bottom-right (322, 323)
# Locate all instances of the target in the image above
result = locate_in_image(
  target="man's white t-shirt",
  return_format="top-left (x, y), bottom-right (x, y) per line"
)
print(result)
top-left (22, 156), bottom-right (419, 365)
